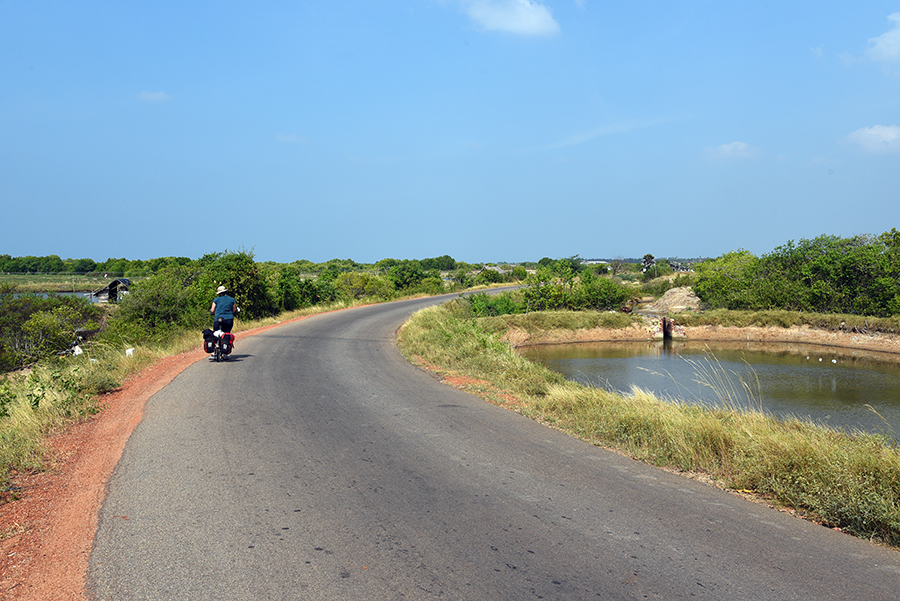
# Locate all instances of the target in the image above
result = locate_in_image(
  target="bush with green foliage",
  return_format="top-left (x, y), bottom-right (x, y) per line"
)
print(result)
top-left (574, 270), bottom-right (634, 310)
top-left (474, 268), bottom-right (506, 285)
top-left (102, 264), bottom-right (206, 344)
top-left (384, 260), bottom-right (433, 290)
top-left (416, 276), bottom-right (446, 296)
top-left (197, 250), bottom-right (278, 321)
top-left (334, 272), bottom-right (395, 301)
top-left (0, 286), bottom-right (102, 370)
top-left (694, 231), bottom-right (900, 316)
top-left (419, 255), bottom-right (457, 271)
top-left (468, 292), bottom-right (525, 317)
top-left (521, 265), bottom-right (631, 312)
top-left (269, 265), bottom-right (329, 310)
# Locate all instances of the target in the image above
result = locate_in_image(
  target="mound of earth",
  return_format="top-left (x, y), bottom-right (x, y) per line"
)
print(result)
top-left (640, 286), bottom-right (701, 314)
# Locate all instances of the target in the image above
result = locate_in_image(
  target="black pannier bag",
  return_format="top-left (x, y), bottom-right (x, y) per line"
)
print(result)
top-left (202, 329), bottom-right (216, 353)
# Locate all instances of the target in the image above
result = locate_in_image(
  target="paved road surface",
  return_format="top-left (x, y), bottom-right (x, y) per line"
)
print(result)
top-left (89, 295), bottom-right (900, 599)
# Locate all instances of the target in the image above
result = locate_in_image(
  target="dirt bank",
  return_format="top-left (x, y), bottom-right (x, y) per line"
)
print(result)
top-left (505, 320), bottom-right (900, 360)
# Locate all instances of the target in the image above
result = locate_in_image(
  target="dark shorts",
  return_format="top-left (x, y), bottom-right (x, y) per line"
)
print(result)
top-left (214, 317), bottom-right (234, 333)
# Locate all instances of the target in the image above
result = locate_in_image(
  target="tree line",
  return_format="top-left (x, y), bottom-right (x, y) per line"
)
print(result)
top-left (0, 253), bottom-right (470, 277)
top-left (693, 230), bottom-right (900, 317)
top-left (0, 254), bottom-right (195, 276)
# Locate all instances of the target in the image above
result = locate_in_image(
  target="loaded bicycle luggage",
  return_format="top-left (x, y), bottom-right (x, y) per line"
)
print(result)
top-left (220, 331), bottom-right (235, 355)
top-left (202, 329), bottom-right (216, 353)
top-left (202, 328), bottom-right (235, 360)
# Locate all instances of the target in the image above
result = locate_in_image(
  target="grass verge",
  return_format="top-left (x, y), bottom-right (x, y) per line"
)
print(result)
top-left (397, 299), bottom-right (900, 547)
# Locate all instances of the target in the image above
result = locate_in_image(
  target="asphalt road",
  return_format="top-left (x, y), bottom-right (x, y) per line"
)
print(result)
top-left (89, 294), bottom-right (900, 600)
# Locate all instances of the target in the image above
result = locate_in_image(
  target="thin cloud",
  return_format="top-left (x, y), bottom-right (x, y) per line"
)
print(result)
top-left (867, 13), bottom-right (900, 62)
top-left (275, 133), bottom-right (307, 143)
top-left (462, 0), bottom-right (560, 36)
top-left (546, 119), bottom-right (664, 149)
top-left (136, 91), bottom-right (172, 102)
top-left (846, 124), bottom-right (900, 153)
top-left (705, 141), bottom-right (758, 158)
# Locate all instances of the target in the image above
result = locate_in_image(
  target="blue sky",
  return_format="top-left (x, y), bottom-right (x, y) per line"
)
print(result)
top-left (2, 2), bottom-right (899, 264)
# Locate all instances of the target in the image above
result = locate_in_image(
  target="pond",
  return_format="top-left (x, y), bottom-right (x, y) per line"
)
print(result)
top-left (521, 340), bottom-right (900, 440)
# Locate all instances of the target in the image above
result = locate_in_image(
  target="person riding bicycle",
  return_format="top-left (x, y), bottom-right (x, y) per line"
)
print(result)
top-left (210, 285), bottom-right (238, 333)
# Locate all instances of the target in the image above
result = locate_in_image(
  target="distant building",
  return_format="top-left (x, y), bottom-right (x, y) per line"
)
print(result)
top-left (89, 278), bottom-right (131, 303)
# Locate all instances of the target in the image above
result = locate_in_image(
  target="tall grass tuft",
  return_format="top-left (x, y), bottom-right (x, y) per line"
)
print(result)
top-left (398, 302), bottom-right (900, 546)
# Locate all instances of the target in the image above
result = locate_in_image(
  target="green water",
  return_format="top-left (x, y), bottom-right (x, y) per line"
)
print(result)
top-left (521, 340), bottom-right (900, 440)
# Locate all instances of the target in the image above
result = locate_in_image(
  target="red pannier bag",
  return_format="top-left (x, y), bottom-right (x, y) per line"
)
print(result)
top-left (222, 332), bottom-right (235, 355)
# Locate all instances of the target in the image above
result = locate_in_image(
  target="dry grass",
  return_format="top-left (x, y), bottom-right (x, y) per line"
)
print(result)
top-left (398, 302), bottom-right (900, 546)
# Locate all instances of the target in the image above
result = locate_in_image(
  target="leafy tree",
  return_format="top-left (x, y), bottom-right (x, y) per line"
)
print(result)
top-left (0, 286), bottom-right (102, 369)
top-left (387, 260), bottom-right (426, 290)
top-left (522, 267), bottom-right (576, 311)
top-left (450, 269), bottom-right (473, 287)
top-left (104, 264), bottom-right (205, 342)
top-left (198, 249), bottom-right (277, 321)
top-left (420, 255), bottom-right (457, 271)
top-left (334, 272), bottom-right (395, 301)
top-left (17, 306), bottom-right (86, 365)
top-left (555, 256), bottom-right (584, 275)
top-left (693, 232), bottom-right (900, 316)
top-left (416, 276), bottom-right (446, 296)
top-left (273, 264), bottom-right (321, 310)
top-left (693, 250), bottom-right (759, 309)
top-left (575, 274), bottom-right (633, 310)
top-left (69, 258), bottom-right (98, 273)
top-left (474, 268), bottom-right (505, 285)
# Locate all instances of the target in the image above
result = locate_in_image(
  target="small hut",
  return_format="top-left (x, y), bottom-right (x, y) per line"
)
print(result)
top-left (89, 278), bottom-right (131, 303)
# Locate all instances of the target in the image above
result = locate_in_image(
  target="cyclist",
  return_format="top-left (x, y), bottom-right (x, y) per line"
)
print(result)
top-left (210, 285), bottom-right (238, 333)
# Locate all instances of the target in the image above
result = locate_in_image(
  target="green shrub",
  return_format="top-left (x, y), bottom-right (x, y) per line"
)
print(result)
top-left (694, 232), bottom-right (900, 316)
top-left (197, 250), bottom-right (277, 321)
top-left (415, 276), bottom-right (446, 296)
top-left (0, 287), bottom-right (102, 370)
top-left (102, 264), bottom-right (205, 344)
top-left (474, 268), bottom-right (506, 285)
top-left (334, 272), bottom-right (395, 301)
top-left (468, 292), bottom-right (524, 317)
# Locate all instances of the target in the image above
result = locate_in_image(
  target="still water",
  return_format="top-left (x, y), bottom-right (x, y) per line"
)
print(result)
top-left (521, 340), bottom-right (900, 439)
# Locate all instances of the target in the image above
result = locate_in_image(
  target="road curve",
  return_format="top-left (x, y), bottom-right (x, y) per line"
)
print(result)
top-left (89, 294), bottom-right (900, 600)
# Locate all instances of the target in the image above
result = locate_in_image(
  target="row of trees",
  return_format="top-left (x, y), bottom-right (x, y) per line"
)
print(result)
top-left (0, 254), bottom-right (195, 276)
top-left (0, 253), bottom-right (478, 278)
top-left (693, 230), bottom-right (900, 317)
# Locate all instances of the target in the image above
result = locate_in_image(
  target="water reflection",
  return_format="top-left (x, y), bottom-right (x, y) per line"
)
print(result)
top-left (521, 340), bottom-right (900, 440)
